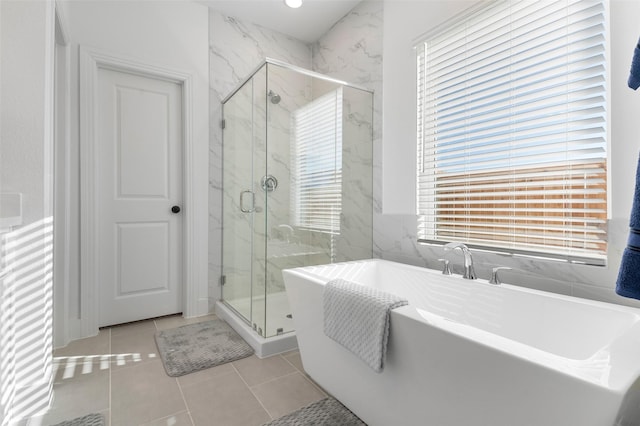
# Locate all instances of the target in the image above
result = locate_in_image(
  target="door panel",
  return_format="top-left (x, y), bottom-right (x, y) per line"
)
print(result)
top-left (116, 86), bottom-right (170, 198)
top-left (97, 68), bottom-right (182, 327)
top-left (117, 222), bottom-right (169, 295)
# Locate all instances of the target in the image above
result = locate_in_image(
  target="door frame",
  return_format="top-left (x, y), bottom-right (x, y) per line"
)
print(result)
top-left (80, 46), bottom-right (198, 336)
top-left (53, 1), bottom-right (72, 348)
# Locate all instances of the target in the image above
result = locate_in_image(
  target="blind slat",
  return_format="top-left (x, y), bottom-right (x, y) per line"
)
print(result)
top-left (416, 0), bottom-right (607, 263)
top-left (291, 89), bottom-right (343, 233)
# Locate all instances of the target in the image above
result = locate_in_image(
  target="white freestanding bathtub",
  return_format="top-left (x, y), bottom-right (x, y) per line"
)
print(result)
top-left (283, 259), bottom-right (640, 426)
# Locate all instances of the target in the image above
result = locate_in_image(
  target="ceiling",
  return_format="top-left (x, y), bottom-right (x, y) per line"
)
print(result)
top-left (201, 0), bottom-right (362, 43)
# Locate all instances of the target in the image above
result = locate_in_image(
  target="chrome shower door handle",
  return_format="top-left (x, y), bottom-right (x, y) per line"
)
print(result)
top-left (240, 190), bottom-right (256, 213)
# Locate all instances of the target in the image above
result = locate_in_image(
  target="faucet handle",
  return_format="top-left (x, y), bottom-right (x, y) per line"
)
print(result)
top-left (489, 266), bottom-right (512, 285)
top-left (437, 258), bottom-right (452, 275)
top-left (443, 241), bottom-right (466, 251)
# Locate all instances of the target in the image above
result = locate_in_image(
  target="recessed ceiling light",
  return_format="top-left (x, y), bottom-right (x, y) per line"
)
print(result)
top-left (284, 0), bottom-right (302, 9)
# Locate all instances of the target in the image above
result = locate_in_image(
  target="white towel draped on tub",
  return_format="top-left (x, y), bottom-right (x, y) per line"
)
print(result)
top-left (323, 278), bottom-right (408, 373)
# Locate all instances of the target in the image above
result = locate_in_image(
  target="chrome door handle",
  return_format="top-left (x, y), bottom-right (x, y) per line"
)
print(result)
top-left (240, 190), bottom-right (255, 213)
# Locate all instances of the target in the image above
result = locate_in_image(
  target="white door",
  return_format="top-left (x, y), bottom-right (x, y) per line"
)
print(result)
top-left (97, 68), bottom-right (183, 327)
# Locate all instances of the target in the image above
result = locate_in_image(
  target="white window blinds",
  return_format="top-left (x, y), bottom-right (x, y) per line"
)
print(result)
top-left (291, 88), bottom-right (343, 233)
top-left (416, 0), bottom-right (607, 264)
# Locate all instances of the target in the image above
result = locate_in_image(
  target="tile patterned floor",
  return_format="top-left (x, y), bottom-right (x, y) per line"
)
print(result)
top-left (24, 315), bottom-right (326, 426)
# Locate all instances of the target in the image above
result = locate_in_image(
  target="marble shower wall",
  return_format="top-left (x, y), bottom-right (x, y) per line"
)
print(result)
top-left (311, 1), bottom-right (383, 259)
top-left (209, 10), bottom-right (312, 308)
top-left (336, 86), bottom-right (374, 262)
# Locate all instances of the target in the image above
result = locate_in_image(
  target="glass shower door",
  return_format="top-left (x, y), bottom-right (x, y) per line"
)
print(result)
top-left (222, 65), bottom-right (269, 337)
top-left (222, 77), bottom-right (256, 325)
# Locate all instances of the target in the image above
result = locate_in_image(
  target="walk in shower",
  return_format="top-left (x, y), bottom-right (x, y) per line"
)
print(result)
top-left (218, 58), bottom-right (373, 355)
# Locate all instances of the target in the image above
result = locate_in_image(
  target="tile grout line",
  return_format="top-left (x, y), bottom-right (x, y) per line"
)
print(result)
top-left (177, 368), bottom-right (237, 390)
top-left (279, 353), bottom-right (296, 367)
top-left (279, 354), bottom-right (328, 398)
top-left (279, 353), bottom-right (302, 372)
top-left (155, 317), bottom-right (197, 426)
top-left (175, 378), bottom-right (196, 426)
top-left (231, 362), bottom-right (275, 421)
top-left (242, 357), bottom-right (329, 420)
top-left (137, 411), bottom-right (193, 426)
top-left (296, 371), bottom-right (328, 398)
top-left (248, 369), bottom-right (301, 390)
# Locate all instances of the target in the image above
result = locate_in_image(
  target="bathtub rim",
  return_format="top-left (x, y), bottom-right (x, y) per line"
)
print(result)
top-left (283, 258), bottom-right (640, 391)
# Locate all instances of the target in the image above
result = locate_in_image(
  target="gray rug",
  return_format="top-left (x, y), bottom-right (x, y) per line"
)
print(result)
top-left (155, 319), bottom-right (254, 377)
top-left (263, 398), bottom-right (367, 426)
top-left (52, 413), bottom-right (105, 426)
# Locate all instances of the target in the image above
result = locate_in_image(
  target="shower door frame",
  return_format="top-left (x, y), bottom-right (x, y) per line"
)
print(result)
top-left (220, 68), bottom-right (266, 334)
top-left (221, 58), bottom-right (371, 105)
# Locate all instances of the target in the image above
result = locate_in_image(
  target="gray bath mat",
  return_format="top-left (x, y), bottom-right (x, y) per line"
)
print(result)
top-left (52, 413), bottom-right (105, 426)
top-left (155, 319), bottom-right (254, 377)
top-left (263, 398), bottom-right (367, 426)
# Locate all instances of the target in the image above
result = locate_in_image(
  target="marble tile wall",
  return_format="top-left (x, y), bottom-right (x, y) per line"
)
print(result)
top-left (311, 1), bottom-right (382, 261)
top-left (312, 0), bottom-right (383, 222)
top-left (336, 86), bottom-right (374, 262)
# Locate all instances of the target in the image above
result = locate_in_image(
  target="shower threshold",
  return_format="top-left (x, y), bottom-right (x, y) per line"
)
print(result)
top-left (215, 300), bottom-right (298, 358)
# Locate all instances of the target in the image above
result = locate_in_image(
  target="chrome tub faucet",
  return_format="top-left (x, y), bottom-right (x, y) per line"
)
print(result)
top-left (443, 242), bottom-right (477, 280)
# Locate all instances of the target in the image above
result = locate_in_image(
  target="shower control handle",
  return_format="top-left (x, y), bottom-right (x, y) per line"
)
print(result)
top-left (261, 175), bottom-right (278, 192)
top-left (240, 190), bottom-right (256, 213)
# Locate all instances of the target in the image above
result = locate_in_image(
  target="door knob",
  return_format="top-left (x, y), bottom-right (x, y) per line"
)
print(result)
top-left (171, 205), bottom-right (181, 214)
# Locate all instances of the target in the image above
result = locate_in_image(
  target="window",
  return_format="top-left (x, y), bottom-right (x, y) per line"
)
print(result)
top-left (291, 88), bottom-right (343, 233)
top-left (416, 0), bottom-right (607, 264)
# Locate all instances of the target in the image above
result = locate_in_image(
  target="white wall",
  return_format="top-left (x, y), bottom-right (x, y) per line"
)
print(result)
top-left (610, 1), bottom-right (640, 221)
top-left (379, 0), bottom-right (640, 307)
top-left (1, 1), bottom-right (54, 224)
top-left (0, 0), bottom-right (55, 422)
top-left (382, 0), bottom-right (473, 214)
top-left (57, 0), bottom-right (210, 341)
top-left (53, 5), bottom-right (71, 350)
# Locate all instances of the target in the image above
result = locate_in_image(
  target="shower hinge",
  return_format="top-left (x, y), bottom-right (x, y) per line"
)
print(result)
top-left (221, 119), bottom-right (226, 129)
top-left (220, 275), bottom-right (226, 286)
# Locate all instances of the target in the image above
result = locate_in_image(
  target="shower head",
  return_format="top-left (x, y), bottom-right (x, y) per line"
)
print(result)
top-left (268, 90), bottom-right (281, 104)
